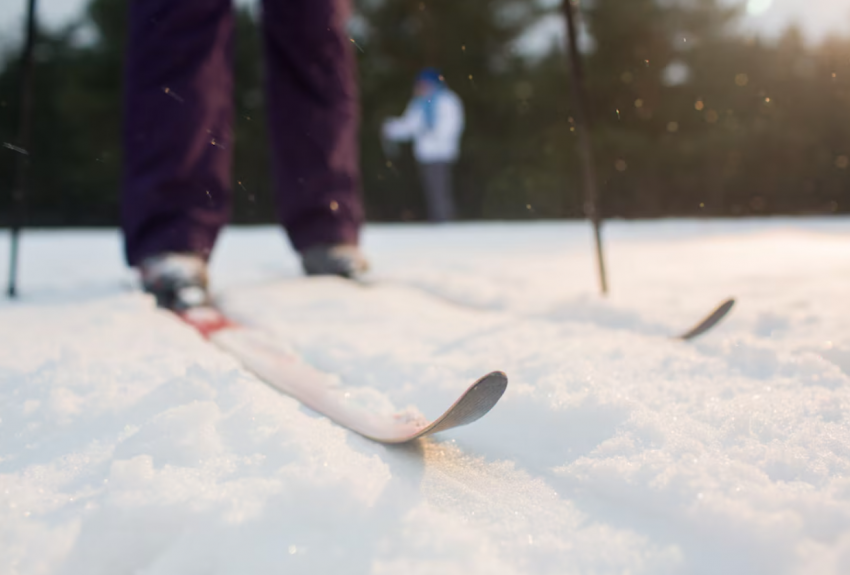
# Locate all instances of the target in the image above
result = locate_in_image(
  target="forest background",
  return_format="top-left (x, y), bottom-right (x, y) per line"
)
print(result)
top-left (1, 0), bottom-right (849, 225)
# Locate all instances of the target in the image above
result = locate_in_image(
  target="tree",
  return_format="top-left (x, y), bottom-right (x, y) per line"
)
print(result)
top-left (1, 0), bottom-right (848, 225)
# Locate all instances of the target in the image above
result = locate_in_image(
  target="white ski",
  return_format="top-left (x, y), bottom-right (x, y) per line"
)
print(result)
top-left (199, 323), bottom-right (507, 444)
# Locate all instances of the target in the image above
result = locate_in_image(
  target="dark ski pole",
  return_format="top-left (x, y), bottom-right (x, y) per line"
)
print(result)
top-left (7, 0), bottom-right (38, 298)
top-left (562, 0), bottom-right (608, 295)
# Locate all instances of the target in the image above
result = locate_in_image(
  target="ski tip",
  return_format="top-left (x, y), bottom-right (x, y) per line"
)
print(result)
top-left (381, 370), bottom-right (509, 444)
top-left (707, 297), bottom-right (736, 318)
top-left (677, 297), bottom-right (736, 341)
top-left (430, 370), bottom-right (508, 432)
top-left (711, 298), bottom-right (736, 321)
top-left (464, 371), bottom-right (509, 418)
top-left (476, 371), bottom-right (509, 396)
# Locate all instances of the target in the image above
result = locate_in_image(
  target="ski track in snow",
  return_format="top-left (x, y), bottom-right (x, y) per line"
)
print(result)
top-left (2, 219), bottom-right (850, 574)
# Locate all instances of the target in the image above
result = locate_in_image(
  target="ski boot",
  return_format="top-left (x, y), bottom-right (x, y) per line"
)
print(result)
top-left (300, 243), bottom-right (369, 279)
top-left (139, 253), bottom-right (232, 336)
top-left (139, 253), bottom-right (210, 311)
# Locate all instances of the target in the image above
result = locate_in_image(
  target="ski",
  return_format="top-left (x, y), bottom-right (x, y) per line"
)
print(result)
top-left (674, 298), bottom-right (735, 341)
top-left (174, 306), bottom-right (508, 444)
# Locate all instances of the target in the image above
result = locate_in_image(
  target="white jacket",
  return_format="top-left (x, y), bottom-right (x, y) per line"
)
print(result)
top-left (382, 89), bottom-right (465, 164)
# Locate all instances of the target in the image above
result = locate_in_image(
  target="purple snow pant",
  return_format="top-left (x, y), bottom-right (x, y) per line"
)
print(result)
top-left (121, 0), bottom-right (363, 266)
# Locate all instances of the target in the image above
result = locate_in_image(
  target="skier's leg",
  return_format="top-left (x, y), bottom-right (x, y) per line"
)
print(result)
top-left (260, 0), bottom-right (364, 253)
top-left (419, 162), bottom-right (455, 222)
top-left (122, 0), bottom-right (234, 266)
top-left (437, 162), bottom-right (457, 221)
top-left (418, 163), bottom-right (437, 222)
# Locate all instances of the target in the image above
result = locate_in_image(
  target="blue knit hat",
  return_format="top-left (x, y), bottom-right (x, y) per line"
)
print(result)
top-left (416, 67), bottom-right (443, 86)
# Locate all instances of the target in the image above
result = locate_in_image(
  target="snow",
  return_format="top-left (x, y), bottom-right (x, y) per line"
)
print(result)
top-left (2, 218), bottom-right (850, 574)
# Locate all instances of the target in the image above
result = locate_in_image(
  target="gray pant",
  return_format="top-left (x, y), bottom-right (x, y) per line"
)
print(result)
top-left (418, 161), bottom-right (456, 222)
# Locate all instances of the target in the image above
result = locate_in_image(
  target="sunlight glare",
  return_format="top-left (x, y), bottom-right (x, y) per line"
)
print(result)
top-left (747, 0), bottom-right (773, 16)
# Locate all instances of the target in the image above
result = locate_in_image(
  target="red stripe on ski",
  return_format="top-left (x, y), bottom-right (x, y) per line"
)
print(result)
top-left (177, 306), bottom-right (237, 338)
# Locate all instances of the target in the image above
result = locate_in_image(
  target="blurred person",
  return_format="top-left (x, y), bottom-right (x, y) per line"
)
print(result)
top-left (382, 68), bottom-right (465, 223)
top-left (122, 0), bottom-right (368, 311)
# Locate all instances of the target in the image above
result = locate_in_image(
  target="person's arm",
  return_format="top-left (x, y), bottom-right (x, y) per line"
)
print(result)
top-left (383, 101), bottom-right (423, 141)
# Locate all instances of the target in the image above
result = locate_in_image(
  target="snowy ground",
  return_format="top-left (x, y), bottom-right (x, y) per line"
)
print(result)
top-left (3, 218), bottom-right (850, 575)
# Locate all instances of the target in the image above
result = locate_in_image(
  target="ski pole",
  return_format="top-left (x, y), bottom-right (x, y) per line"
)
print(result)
top-left (7, 0), bottom-right (38, 299)
top-left (562, 0), bottom-right (608, 295)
